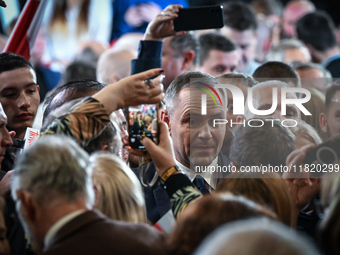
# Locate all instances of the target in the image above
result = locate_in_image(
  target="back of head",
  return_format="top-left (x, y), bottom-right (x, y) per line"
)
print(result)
top-left (169, 32), bottom-right (200, 68)
top-left (43, 80), bottom-right (105, 122)
top-left (198, 33), bottom-right (236, 66)
top-left (217, 172), bottom-right (292, 226)
top-left (216, 72), bottom-right (257, 88)
top-left (90, 153), bottom-right (146, 223)
top-left (230, 117), bottom-right (296, 168)
top-left (0, 52), bottom-right (34, 74)
top-left (97, 49), bottom-right (136, 84)
top-left (164, 71), bottom-right (225, 116)
top-left (253, 61), bottom-right (301, 87)
top-left (12, 135), bottom-right (94, 207)
top-left (290, 119), bottom-right (323, 147)
top-left (266, 39), bottom-right (308, 63)
top-left (195, 218), bottom-right (321, 255)
top-left (61, 61), bottom-right (97, 85)
top-left (296, 11), bottom-right (337, 52)
top-left (168, 193), bottom-right (275, 255)
top-left (223, 2), bottom-right (258, 32)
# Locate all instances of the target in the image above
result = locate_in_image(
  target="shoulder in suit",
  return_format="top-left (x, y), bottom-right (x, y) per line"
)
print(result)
top-left (43, 210), bottom-right (166, 255)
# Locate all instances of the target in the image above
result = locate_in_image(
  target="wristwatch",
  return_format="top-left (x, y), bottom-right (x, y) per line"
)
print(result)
top-left (161, 165), bottom-right (180, 182)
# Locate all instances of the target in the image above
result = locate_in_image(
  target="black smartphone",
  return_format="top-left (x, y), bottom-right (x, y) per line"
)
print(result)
top-left (174, 6), bottom-right (224, 32)
top-left (303, 135), bottom-right (340, 177)
top-left (127, 104), bottom-right (159, 150)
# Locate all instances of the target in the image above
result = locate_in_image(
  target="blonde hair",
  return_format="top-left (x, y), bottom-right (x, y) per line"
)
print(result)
top-left (90, 153), bottom-right (146, 223)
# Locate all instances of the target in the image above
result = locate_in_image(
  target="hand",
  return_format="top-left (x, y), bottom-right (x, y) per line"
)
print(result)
top-left (144, 4), bottom-right (185, 41)
top-left (140, 121), bottom-right (176, 176)
top-left (138, 2), bottom-right (162, 23)
top-left (93, 68), bottom-right (164, 114)
top-left (0, 1), bottom-right (6, 8)
top-left (0, 170), bottom-right (13, 197)
top-left (283, 144), bottom-right (318, 211)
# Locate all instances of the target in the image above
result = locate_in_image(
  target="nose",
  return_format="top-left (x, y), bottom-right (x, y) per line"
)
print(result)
top-left (198, 123), bottom-right (213, 140)
top-left (18, 92), bottom-right (30, 109)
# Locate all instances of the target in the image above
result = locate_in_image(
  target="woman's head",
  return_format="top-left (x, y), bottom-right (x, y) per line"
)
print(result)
top-left (90, 153), bottom-right (146, 223)
top-left (217, 172), bottom-right (293, 226)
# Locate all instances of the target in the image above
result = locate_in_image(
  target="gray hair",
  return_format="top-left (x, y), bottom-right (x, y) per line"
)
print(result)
top-left (290, 120), bottom-right (323, 146)
top-left (11, 135), bottom-right (95, 207)
top-left (230, 117), bottom-right (296, 169)
top-left (266, 39), bottom-right (308, 62)
top-left (164, 71), bottom-right (227, 116)
top-left (293, 62), bottom-right (333, 88)
top-left (195, 218), bottom-right (321, 255)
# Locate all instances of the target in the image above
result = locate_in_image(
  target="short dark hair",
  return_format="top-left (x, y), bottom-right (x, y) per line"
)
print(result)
top-left (169, 32), bottom-right (200, 67)
top-left (223, 2), bottom-right (258, 32)
top-left (325, 83), bottom-right (340, 114)
top-left (296, 11), bottom-right (337, 52)
top-left (0, 52), bottom-right (34, 74)
top-left (61, 61), bottom-right (97, 84)
top-left (43, 80), bottom-right (105, 121)
top-left (230, 117), bottom-right (296, 169)
top-left (253, 61), bottom-right (301, 87)
top-left (199, 33), bottom-right (237, 66)
top-left (164, 71), bottom-right (226, 116)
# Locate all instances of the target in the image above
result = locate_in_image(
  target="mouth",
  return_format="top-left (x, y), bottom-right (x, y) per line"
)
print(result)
top-left (17, 113), bottom-right (33, 121)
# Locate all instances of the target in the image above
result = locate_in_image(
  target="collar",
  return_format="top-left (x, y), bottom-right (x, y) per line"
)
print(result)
top-left (44, 209), bottom-right (86, 248)
top-left (175, 157), bottom-right (219, 190)
top-left (321, 53), bottom-right (340, 67)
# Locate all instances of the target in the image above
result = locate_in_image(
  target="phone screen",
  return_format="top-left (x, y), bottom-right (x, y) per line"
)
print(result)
top-left (128, 104), bottom-right (158, 149)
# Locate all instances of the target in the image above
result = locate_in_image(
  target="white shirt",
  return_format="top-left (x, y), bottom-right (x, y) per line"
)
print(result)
top-left (175, 157), bottom-right (219, 191)
top-left (44, 209), bottom-right (86, 248)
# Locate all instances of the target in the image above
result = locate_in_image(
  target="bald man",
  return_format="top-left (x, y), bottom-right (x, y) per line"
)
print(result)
top-left (97, 49), bottom-right (136, 84)
top-left (282, 0), bottom-right (315, 39)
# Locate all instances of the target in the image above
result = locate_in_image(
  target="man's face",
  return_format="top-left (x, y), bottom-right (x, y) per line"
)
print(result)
top-left (0, 68), bottom-right (40, 138)
top-left (199, 49), bottom-right (240, 77)
top-left (284, 47), bottom-right (311, 64)
top-left (220, 27), bottom-right (257, 72)
top-left (169, 87), bottom-right (226, 168)
top-left (246, 85), bottom-right (301, 120)
top-left (324, 91), bottom-right (340, 138)
top-left (282, 3), bottom-right (313, 39)
top-left (162, 37), bottom-right (185, 90)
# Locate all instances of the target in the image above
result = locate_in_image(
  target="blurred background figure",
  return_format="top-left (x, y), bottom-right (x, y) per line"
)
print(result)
top-left (281, 0), bottom-right (315, 39)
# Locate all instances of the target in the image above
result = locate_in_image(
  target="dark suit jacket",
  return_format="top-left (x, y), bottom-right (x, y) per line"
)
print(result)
top-left (325, 57), bottom-right (340, 78)
top-left (43, 210), bottom-right (166, 255)
top-left (133, 152), bottom-right (230, 224)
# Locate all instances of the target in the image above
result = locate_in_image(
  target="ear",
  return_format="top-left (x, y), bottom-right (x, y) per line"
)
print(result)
top-left (236, 115), bottom-right (245, 123)
top-left (109, 74), bottom-right (120, 84)
top-left (16, 190), bottom-right (37, 223)
top-left (101, 144), bottom-right (109, 151)
top-left (230, 162), bottom-right (235, 167)
top-left (37, 85), bottom-right (40, 92)
top-left (161, 109), bottom-right (171, 135)
top-left (181, 50), bottom-right (195, 71)
top-left (320, 113), bottom-right (328, 133)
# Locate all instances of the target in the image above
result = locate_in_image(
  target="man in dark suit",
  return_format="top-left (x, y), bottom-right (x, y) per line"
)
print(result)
top-left (11, 136), bottom-right (166, 255)
top-left (131, 5), bottom-right (230, 224)
top-left (296, 11), bottom-right (340, 78)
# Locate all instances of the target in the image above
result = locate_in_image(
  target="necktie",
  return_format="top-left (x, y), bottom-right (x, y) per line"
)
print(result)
top-left (193, 175), bottom-right (210, 195)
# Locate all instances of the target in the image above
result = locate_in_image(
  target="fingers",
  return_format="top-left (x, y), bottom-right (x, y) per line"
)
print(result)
top-left (133, 68), bottom-right (164, 81)
top-left (9, 131), bottom-right (16, 138)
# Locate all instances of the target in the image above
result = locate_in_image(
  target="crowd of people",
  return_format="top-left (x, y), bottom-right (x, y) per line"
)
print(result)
top-left (0, 0), bottom-right (340, 254)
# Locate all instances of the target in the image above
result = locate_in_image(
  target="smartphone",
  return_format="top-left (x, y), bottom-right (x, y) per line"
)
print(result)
top-left (127, 104), bottom-right (159, 150)
top-left (174, 6), bottom-right (224, 32)
top-left (303, 135), bottom-right (340, 177)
